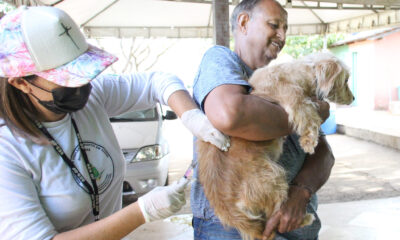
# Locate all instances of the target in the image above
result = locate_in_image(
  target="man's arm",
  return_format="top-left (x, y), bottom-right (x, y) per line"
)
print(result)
top-left (291, 134), bottom-right (334, 195)
top-left (204, 84), bottom-right (291, 141)
top-left (262, 135), bottom-right (335, 239)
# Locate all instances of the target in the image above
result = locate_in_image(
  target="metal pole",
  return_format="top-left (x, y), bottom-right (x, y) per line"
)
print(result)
top-left (213, 0), bottom-right (230, 47)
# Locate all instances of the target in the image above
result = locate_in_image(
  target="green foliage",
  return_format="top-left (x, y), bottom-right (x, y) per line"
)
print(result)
top-left (230, 33), bottom-right (345, 58)
top-left (281, 34), bottom-right (345, 59)
top-left (0, 1), bottom-right (15, 15)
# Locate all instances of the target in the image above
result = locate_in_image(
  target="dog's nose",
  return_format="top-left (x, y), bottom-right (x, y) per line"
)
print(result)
top-left (353, 96), bottom-right (355, 100)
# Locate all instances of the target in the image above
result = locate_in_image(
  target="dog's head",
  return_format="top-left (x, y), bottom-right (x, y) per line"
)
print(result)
top-left (308, 53), bottom-right (354, 105)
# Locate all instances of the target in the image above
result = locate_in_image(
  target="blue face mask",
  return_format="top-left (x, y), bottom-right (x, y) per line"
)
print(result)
top-left (28, 81), bottom-right (92, 114)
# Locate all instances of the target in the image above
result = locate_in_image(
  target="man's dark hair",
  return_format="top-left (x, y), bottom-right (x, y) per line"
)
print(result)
top-left (230, 0), bottom-right (262, 33)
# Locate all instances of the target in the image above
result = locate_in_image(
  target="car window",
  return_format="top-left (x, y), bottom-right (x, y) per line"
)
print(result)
top-left (110, 108), bottom-right (158, 122)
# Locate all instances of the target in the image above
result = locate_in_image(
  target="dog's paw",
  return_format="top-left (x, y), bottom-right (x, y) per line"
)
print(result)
top-left (299, 136), bottom-right (317, 154)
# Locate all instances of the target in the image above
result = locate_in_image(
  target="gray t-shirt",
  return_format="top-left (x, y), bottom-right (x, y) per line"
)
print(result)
top-left (191, 45), bottom-right (321, 240)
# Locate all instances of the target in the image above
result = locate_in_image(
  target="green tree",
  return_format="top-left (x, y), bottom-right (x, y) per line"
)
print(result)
top-left (281, 34), bottom-right (345, 59)
top-left (0, 1), bottom-right (16, 17)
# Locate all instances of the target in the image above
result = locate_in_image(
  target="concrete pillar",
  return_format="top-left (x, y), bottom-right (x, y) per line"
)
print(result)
top-left (213, 0), bottom-right (230, 47)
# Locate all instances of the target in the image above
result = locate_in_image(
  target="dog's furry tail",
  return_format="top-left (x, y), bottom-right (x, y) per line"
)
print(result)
top-left (196, 139), bottom-right (234, 215)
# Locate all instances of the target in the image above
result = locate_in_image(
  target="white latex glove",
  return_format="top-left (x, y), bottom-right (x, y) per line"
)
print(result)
top-left (181, 109), bottom-right (230, 151)
top-left (138, 177), bottom-right (189, 222)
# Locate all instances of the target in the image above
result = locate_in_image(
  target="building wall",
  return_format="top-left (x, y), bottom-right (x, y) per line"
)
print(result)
top-left (330, 45), bottom-right (359, 106)
top-left (331, 41), bottom-right (375, 110)
top-left (348, 41), bottom-right (376, 110)
top-left (330, 45), bottom-right (358, 106)
top-left (331, 30), bottom-right (400, 110)
top-left (374, 31), bottom-right (400, 106)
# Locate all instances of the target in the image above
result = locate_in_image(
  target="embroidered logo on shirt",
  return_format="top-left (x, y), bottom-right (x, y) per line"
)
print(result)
top-left (71, 142), bottom-right (114, 194)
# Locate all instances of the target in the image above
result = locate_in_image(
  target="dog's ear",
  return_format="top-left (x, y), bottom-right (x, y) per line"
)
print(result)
top-left (315, 59), bottom-right (342, 98)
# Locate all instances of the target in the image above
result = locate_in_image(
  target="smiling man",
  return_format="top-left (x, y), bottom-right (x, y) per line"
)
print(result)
top-left (191, 0), bottom-right (335, 239)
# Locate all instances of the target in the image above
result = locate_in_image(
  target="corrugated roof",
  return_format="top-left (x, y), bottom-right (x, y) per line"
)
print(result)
top-left (330, 25), bottom-right (400, 46)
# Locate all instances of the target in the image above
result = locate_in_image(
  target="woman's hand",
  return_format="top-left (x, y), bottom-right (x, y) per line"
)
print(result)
top-left (181, 109), bottom-right (230, 151)
top-left (137, 177), bottom-right (189, 222)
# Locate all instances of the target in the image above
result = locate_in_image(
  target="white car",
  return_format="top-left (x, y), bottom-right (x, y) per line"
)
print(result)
top-left (110, 104), bottom-right (177, 203)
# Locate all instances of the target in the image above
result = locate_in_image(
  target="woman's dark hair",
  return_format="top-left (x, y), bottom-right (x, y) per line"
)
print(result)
top-left (0, 75), bottom-right (48, 144)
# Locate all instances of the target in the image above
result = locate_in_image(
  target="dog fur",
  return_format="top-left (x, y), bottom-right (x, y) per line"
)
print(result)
top-left (197, 52), bottom-right (354, 240)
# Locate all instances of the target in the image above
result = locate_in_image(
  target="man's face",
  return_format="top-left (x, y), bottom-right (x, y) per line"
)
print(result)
top-left (245, 0), bottom-right (288, 68)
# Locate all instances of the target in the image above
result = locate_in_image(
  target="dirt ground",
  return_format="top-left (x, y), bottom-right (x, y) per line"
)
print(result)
top-left (318, 134), bottom-right (400, 203)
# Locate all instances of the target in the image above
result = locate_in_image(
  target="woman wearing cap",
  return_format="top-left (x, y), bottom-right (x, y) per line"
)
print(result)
top-left (0, 6), bottom-right (229, 240)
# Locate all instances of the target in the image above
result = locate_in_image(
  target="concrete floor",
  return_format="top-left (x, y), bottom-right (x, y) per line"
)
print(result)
top-left (125, 197), bottom-right (400, 240)
top-left (318, 135), bottom-right (400, 203)
top-left (124, 109), bottom-right (400, 240)
top-left (335, 107), bottom-right (400, 150)
top-left (319, 197), bottom-right (400, 240)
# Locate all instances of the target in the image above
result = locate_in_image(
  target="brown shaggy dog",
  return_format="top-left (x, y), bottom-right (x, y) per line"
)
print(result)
top-left (197, 52), bottom-right (354, 240)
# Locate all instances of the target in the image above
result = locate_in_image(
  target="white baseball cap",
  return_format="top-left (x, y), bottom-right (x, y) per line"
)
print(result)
top-left (0, 6), bottom-right (118, 87)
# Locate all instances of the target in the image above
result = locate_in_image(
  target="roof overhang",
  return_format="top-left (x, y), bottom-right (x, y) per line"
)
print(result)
top-left (4, 0), bottom-right (400, 37)
top-left (75, 0), bottom-right (400, 37)
top-left (330, 25), bottom-right (400, 46)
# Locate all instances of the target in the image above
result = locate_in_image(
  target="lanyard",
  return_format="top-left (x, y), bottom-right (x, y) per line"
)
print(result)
top-left (33, 117), bottom-right (100, 221)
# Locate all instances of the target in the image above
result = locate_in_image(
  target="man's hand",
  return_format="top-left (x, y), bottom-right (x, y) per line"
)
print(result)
top-left (262, 186), bottom-right (311, 240)
top-left (311, 98), bottom-right (330, 123)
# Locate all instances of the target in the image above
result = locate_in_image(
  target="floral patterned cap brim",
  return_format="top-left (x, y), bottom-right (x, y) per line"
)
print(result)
top-left (0, 8), bottom-right (34, 78)
top-left (0, 7), bottom-right (118, 87)
top-left (35, 45), bottom-right (118, 87)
